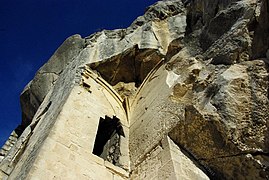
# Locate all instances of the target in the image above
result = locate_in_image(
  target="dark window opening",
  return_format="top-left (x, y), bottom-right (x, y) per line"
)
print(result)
top-left (93, 115), bottom-right (125, 166)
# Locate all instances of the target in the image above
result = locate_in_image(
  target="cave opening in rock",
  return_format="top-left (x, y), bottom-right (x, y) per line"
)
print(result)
top-left (92, 115), bottom-right (125, 166)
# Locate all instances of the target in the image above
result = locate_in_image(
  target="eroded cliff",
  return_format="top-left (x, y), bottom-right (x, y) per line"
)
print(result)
top-left (0, 0), bottom-right (268, 179)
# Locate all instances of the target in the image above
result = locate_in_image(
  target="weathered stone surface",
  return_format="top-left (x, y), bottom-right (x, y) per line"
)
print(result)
top-left (1, 0), bottom-right (269, 179)
top-left (113, 82), bottom-right (137, 99)
top-left (200, 2), bottom-right (253, 65)
top-left (17, 0), bottom-right (187, 135)
top-left (130, 136), bottom-right (209, 180)
top-left (20, 35), bottom-right (85, 129)
top-left (251, 0), bottom-right (269, 58)
top-left (168, 58), bottom-right (269, 179)
top-left (0, 131), bottom-right (18, 162)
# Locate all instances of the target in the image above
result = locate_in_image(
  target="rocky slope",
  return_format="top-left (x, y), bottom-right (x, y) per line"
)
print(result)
top-left (1, 0), bottom-right (268, 179)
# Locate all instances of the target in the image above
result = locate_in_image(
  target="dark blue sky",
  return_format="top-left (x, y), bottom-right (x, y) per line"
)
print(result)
top-left (0, 0), bottom-right (158, 146)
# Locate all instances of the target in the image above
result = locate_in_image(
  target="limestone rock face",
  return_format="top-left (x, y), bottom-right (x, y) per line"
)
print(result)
top-left (20, 35), bottom-right (85, 130)
top-left (168, 58), bottom-right (269, 179)
top-left (1, 0), bottom-right (269, 179)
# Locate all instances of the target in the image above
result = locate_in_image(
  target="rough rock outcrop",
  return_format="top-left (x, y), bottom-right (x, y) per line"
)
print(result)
top-left (19, 35), bottom-right (85, 132)
top-left (0, 0), bottom-right (268, 179)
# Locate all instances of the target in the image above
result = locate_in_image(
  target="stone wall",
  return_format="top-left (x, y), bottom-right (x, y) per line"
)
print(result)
top-left (3, 68), bottom-right (130, 180)
top-left (1, 0), bottom-right (269, 179)
top-left (131, 136), bottom-right (208, 179)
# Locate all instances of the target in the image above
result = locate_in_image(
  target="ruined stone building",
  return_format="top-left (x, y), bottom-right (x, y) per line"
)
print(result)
top-left (0, 0), bottom-right (269, 179)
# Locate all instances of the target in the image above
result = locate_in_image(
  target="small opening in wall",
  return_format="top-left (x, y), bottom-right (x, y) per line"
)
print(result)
top-left (93, 115), bottom-right (125, 166)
